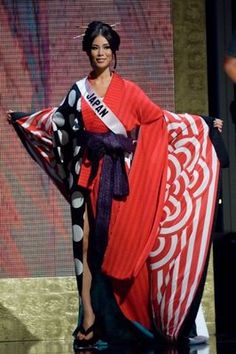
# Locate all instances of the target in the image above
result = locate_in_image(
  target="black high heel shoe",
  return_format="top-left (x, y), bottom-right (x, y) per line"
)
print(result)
top-left (73, 322), bottom-right (99, 351)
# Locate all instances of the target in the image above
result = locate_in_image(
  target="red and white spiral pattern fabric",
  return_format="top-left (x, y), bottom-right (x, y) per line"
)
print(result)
top-left (11, 108), bottom-right (66, 191)
top-left (149, 111), bottom-right (219, 339)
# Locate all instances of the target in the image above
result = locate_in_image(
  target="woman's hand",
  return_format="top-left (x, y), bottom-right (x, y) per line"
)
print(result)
top-left (6, 110), bottom-right (14, 124)
top-left (213, 118), bottom-right (223, 133)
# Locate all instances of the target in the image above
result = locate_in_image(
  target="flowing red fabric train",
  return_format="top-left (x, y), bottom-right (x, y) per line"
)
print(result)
top-left (104, 111), bottom-right (220, 339)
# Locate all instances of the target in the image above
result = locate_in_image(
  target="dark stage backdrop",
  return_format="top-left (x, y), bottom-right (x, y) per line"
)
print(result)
top-left (0, 0), bottom-right (174, 278)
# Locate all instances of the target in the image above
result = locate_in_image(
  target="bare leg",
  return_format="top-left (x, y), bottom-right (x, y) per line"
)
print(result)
top-left (77, 204), bottom-right (95, 340)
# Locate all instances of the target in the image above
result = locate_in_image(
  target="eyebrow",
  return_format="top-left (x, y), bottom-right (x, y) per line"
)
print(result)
top-left (91, 44), bottom-right (110, 47)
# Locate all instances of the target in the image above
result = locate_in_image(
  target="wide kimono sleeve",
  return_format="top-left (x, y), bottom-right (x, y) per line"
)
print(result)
top-left (9, 83), bottom-right (86, 201)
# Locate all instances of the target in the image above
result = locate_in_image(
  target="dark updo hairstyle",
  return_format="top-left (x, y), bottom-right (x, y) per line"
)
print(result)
top-left (82, 21), bottom-right (120, 69)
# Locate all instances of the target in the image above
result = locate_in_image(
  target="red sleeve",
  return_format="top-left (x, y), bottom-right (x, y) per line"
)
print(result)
top-left (124, 80), bottom-right (164, 125)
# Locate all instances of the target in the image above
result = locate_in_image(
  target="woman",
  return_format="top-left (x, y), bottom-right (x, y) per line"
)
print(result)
top-left (8, 21), bottom-right (225, 349)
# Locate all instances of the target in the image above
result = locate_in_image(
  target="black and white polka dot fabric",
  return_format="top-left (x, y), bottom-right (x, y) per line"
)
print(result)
top-left (52, 84), bottom-right (86, 294)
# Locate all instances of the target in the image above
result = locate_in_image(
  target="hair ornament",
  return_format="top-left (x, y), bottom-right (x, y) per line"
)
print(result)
top-left (110, 22), bottom-right (120, 28)
top-left (73, 33), bottom-right (85, 39)
top-left (73, 22), bottom-right (120, 39)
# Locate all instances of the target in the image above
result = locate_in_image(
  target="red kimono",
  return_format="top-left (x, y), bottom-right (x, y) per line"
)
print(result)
top-left (11, 72), bottom-right (220, 343)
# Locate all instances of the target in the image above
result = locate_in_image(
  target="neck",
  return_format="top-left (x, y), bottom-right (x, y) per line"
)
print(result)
top-left (90, 67), bottom-right (113, 81)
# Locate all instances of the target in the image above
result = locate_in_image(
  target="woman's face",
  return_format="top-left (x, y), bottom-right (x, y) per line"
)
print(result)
top-left (90, 35), bottom-right (113, 71)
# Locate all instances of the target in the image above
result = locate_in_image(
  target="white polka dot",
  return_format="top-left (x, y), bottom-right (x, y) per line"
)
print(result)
top-left (72, 118), bottom-right (80, 131)
top-left (57, 146), bottom-right (63, 162)
top-left (71, 191), bottom-right (84, 208)
top-left (75, 159), bottom-right (82, 175)
top-left (73, 145), bottom-right (81, 157)
top-left (73, 224), bottom-right (83, 242)
top-left (68, 90), bottom-right (76, 107)
top-left (69, 173), bottom-right (74, 189)
top-left (53, 112), bottom-right (65, 127)
top-left (75, 258), bottom-right (83, 276)
top-left (76, 98), bottom-right (81, 112)
top-left (58, 130), bottom-right (69, 145)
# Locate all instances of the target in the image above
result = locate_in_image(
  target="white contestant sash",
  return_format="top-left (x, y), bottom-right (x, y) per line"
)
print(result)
top-left (76, 77), bottom-right (127, 137)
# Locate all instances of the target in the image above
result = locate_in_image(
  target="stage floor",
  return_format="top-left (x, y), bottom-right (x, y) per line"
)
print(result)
top-left (1, 335), bottom-right (236, 354)
top-left (0, 336), bottom-right (220, 354)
